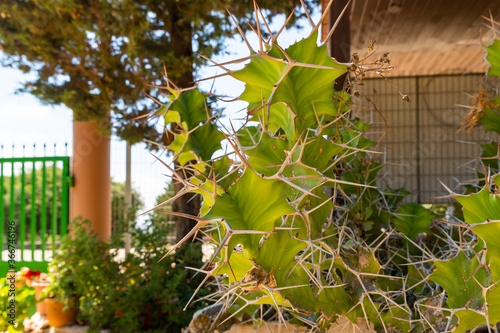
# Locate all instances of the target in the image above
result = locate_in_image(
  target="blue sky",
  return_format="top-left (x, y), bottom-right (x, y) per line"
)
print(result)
top-left (0, 67), bottom-right (72, 156)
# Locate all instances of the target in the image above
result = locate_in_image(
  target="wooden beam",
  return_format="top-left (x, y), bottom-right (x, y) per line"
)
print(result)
top-left (329, 0), bottom-right (352, 91)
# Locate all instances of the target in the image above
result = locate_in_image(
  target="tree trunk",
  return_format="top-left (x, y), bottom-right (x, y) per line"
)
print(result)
top-left (71, 120), bottom-right (111, 240)
top-left (170, 6), bottom-right (201, 243)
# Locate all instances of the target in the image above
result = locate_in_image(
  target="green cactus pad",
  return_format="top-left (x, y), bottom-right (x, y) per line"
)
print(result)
top-left (455, 188), bottom-right (500, 224)
top-left (393, 203), bottom-right (437, 241)
top-left (430, 252), bottom-right (491, 310)
top-left (486, 39), bottom-right (500, 78)
top-left (204, 169), bottom-right (295, 259)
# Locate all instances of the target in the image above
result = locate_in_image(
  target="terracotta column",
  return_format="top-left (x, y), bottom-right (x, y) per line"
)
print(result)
top-left (70, 120), bottom-right (111, 240)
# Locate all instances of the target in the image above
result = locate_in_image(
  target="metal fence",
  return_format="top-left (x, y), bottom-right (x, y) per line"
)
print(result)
top-left (0, 140), bottom-right (175, 275)
top-left (0, 144), bottom-right (70, 274)
top-left (109, 138), bottom-right (174, 234)
top-left (353, 73), bottom-right (495, 203)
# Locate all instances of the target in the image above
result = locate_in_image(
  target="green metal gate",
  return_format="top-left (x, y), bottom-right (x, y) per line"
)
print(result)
top-left (1, 155), bottom-right (71, 275)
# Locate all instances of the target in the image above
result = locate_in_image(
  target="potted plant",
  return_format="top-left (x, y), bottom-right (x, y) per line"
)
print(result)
top-left (18, 267), bottom-right (51, 316)
top-left (40, 270), bottom-right (78, 327)
top-left (43, 297), bottom-right (77, 328)
top-left (41, 252), bottom-right (80, 328)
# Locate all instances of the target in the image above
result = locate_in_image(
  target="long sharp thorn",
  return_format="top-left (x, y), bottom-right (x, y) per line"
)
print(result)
top-left (275, 6), bottom-right (297, 42)
top-left (183, 270), bottom-right (215, 311)
top-left (206, 232), bottom-right (231, 272)
top-left (263, 286), bottom-right (289, 331)
top-left (322, 0), bottom-right (353, 46)
top-left (300, 0), bottom-right (314, 27)
top-left (150, 153), bottom-right (189, 187)
top-left (138, 188), bottom-right (187, 216)
top-left (257, 5), bottom-right (273, 42)
top-left (156, 210), bottom-right (208, 222)
top-left (215, 53), bottom-right (261, 67)
top-left (195, 72), bottom-right (236, 83)
top-left (279, 177), bottom-right (320, 198)
top-left (221, 130), bottom-right (253, 171)
top-left (253, 0), bottom-right (263, 53)
top-left (158, 222), bottom-right (201, 262)
top-left (437, 178), bottom-right (454, 195)
top-left (310, 0), bottom-right (334, 36)
top-left (196, 53), bottom-right (231, 72)
top-left (229, 120), bottom-right (245, 155)
top-left (277, 133), bottom-right (302, 176)
top-left (226, 9), bottom-right (254, 53)
top-left (244, 18), bottom-right (259, 37)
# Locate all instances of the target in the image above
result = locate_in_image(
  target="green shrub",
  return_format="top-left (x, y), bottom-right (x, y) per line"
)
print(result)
top-left (47, 218), bottom-right (209, 332)
top-left (0, 277), bottom-right (35, 333)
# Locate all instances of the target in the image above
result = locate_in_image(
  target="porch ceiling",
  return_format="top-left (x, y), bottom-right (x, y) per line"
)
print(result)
top-left (347, 0), bottom-right (500, 76)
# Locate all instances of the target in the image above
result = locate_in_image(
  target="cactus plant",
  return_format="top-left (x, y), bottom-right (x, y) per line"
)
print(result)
top-left (149, 4), bottom-right (500, 332)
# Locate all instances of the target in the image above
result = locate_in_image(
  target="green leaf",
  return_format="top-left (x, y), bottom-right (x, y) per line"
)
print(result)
top-left (208, 156), bottom-right (240, 190)
top-left (232, 55), bottom-right (286, 110)
top-left (407, 265), bottom-right (427, 294)
top-left (236, 126), bottom-right (259, 147)
top-left (485, 284), bottom-right (500, 324)
top-left (455, 188), bottom-right (500, 224)
top-left (233, 31), bottom-right (346, 139)
top-left (454, 284), bottom-right (500, 333)
top-left (256, 230), bottom-right (307, 283)
top-left (217, 252), bottom-right (253, 284)
top-left (393, 203), bottom-right (437, 240)
top-left (297, 188), bottom-right (333, 239)
top-left (254, 231), bottom-right (353, 318)
top-left (472, 221), bottom-right (500, 280)
top-left (164, 89), bottom-right (208, 129)
top-left (189, 178), bottom-right (224, 216)
top-left (359, 296), bottom-right (411, 333)
top-left (300, 135), bottom-right (342, 172)
top-left (341, 161), bottom-right (380, 197)
top-left (453, 310), bottom-right (489, 333)
top-left (204, 170), bottom-right (295, 259)
top-left (338, 120), bottom-right (375, 150)
top-left (352, 248), bottom-right (380, 275)
top-left (162, 88), bottom-right (223, 165)
top-left (384, 187), bottom-right (410, 207)
top-left (273, 31), bottom-right (346, 128)
top-left (267, 103), bottom-right (297, 140)
top-left (429, 252), bottom-right (491, 309)
top-left (245, 133), bottom-right (288, 176)
top-left (486, 39), bottom-right (500, 77)
top-left (477, 101), bottom-right (500, 133)
top-left (169, 121), bottom-right (224, 165)
top-left (481, 142), bottom-right (500, 170)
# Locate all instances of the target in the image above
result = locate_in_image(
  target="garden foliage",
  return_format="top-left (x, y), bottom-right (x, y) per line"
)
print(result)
top-left (0, 277), bottom-right (35, 333)
top-left (46, 218), bottom-right (209, 332)
top-left (153, 6), bottom-right (500, 332)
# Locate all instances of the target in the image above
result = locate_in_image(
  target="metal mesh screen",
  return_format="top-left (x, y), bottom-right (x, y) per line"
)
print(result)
top-left (353, 74), bottom-right (494, 203)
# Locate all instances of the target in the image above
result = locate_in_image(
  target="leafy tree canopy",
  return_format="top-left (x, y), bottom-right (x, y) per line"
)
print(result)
top-left (0, 0), bottom-right (314, 145)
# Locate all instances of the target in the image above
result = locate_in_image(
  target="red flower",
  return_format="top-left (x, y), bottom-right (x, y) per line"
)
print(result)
top-left (24, 269), bottom-right (41, 280)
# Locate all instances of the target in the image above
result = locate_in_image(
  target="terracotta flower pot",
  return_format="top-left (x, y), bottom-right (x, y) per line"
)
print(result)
top-left (31, 281), bottom-right (51, 316)
top-left (45, 298), bottom-right (77, 327)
